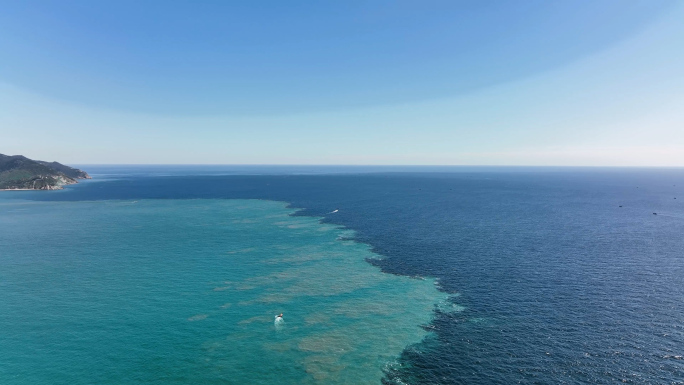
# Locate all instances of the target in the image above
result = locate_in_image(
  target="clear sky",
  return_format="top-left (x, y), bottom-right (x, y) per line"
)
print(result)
top-left (1, 1), bottom-right (683, 165)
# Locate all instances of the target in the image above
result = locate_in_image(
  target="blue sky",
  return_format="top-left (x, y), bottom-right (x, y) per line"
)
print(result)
top-left (1, 1), bottom-right (683, 165)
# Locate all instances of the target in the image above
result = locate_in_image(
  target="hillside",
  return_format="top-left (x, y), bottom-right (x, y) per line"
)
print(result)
top-left (0, 154), bottom-right (91, 190)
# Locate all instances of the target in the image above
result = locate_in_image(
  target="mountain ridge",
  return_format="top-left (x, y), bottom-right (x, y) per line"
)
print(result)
top-left (0, 154), bottom-right (91, 190)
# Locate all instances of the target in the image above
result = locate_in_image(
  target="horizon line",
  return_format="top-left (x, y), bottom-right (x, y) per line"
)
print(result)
top-left (70, 164), bottom-right (684, 169)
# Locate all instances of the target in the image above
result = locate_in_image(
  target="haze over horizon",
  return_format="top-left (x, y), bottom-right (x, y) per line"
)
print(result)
top-left (2, 1), bottom-right (683, 166)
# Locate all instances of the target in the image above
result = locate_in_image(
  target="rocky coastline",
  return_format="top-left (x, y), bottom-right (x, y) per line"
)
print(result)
top-left (0, 153), bottom-right (91, 191)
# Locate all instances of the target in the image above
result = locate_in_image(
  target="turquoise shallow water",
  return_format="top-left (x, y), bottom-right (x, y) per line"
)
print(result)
top-left (0, 198), bottom-right (445, 384)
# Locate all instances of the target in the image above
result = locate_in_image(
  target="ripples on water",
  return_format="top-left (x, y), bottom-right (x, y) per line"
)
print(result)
top-left (0, 199), bottom-right (445, 384)
top-left (2, 167), bottom-right (684, 384)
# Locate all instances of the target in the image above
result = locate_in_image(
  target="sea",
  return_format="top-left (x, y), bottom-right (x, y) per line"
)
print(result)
top-left (1, 166), bottom-right (683, 384)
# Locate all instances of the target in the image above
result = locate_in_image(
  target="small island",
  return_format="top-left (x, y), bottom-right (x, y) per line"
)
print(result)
top-left (0, 153), bottom-right (91, 190)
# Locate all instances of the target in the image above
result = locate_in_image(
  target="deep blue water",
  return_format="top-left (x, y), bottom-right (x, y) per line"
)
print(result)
top-left (3, 166), bottom-right (684, 384)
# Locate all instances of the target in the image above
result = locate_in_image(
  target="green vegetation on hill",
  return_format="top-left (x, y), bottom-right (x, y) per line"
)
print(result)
top-left (0, 154), bottom-right (90, 190)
